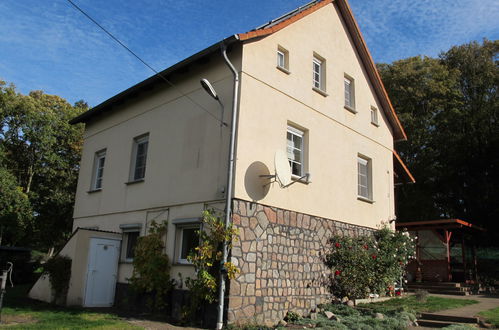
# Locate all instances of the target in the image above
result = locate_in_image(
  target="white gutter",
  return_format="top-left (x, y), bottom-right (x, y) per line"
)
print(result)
top-left (216, 39), bottom-right (240, 330)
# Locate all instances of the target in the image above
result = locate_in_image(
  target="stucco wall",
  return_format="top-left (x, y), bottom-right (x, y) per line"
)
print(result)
top-left (228, 199), bottom-right (374, 325)
top-left (73, 47), bottom-right (242, 220)
top-left (29, 229), bottom-right (122, 306)
top-left (72, 47), bottom-right (242, 286)
top-left (235, 2), bottom-right (396, 229)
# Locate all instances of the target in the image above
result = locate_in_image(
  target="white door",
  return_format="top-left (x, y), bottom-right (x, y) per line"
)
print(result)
top-left (84, 238), bottom-right (120, 307)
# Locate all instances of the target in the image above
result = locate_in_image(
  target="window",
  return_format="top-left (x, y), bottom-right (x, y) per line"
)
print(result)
top-left (371, 106), bottom-right (379, 126)
top-left (357, 156), bottom-right (373, 201)
top-left (287, 126), bottom-right (304, 177)
top-left (125, 231), bottom-right (139, 260)
top-left (120, 223), bottom-right (142, 262)
top-left (276, 46), bottom-right (289, 73)
top-left (179, 226), bottom-right (199, 262)
top-left (312, 56), bottom-right (324, 91)
top-left (173, 218), bottom-right (201, 264)
top-left (91, 149), bottom-right (106, 190)
top-left (344, 76), bottom-right (355, 111)
top-left (130, 134), bottom-right (149, 181)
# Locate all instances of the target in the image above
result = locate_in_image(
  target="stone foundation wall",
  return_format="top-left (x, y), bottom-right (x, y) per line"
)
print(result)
top-left (227, 199), bottom-right (374, 325)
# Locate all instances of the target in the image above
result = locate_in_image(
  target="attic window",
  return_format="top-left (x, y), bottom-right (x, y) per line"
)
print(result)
top-left (276, 46), bottom-right (290, 74)
top-left (312, 54), bottom-right (327, 95)
top-left (344, 75), bottom-right (356, 112)
top-left (371, 106), bottom-right (379, 126)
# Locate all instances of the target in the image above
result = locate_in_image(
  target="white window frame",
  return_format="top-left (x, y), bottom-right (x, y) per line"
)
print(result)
top-left (276, 46), bottom-right (290, 73)
top-left (129, 133), bottom-right (149, 182)
top-left (371, 106), bottom-right (379, 126)
top-left (277, 50), bottom-right (285, 68)
top-left (312, 57), bottom-right (323, 90)
top-left (91, 149), bottom-right (106, 191)
top-left (357, 155), bottom-right (373, 202)
top-left (287, 126), bottom-right (305, 178)
top-left (120, 223), bottom-right (142, 262)
top-left (344, 76), bottom-right (355, 111)
top-left (173, 218), bottom-right (201, 265)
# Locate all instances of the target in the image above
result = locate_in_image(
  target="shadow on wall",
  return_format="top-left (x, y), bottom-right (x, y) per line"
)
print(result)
top-left (244, 161), bottom-right (271, 201)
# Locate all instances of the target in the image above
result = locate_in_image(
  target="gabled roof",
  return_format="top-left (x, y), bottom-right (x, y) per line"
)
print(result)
top-left (238, 0), bottom-right (407, 141)
top-left (70, 0), bottom-right (407, 142)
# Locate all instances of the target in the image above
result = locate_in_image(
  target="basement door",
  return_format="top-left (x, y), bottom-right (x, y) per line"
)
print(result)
top-left (84, 238), bottom-right (120, 307)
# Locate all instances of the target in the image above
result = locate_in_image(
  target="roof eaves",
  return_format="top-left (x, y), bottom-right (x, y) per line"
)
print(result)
top-left (393, 150), bottom-right (415, 184)
top-left (69, 35), bottom-right (240, 125)
top-left (335, 0), bottom-right (407, 141)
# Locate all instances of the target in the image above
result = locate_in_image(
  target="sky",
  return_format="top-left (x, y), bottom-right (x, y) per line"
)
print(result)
top-left (0, 0), bottom-right (498, 107)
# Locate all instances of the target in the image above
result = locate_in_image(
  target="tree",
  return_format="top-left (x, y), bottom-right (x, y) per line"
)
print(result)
top-left (0, 80), bottom-right (86, 249)
top-left (379, 40), bottom-right (499, 244)
top-left (0, 166), bottom-right (33, 246)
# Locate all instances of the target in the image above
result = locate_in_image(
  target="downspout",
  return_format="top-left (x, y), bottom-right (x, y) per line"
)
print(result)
top-left (217, 39), bottom-right (240, 330)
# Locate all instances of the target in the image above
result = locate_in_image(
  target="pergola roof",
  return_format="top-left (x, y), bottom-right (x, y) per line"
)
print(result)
top-left (396, 219), bottom-right (485, 231)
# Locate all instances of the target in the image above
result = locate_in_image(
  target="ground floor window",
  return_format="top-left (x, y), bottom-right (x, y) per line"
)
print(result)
top-left (173, 218), bottom-right (201, 264)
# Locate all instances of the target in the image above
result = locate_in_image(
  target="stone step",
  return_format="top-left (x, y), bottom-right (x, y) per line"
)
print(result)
top-left (408, 282), bottom-right (467, 288)
top-left (417, 319), bottom-right (464, 328)
top-left (420, 313), bottom-right (479, 324)
top-left (408, 285), bottom-right (470, 292)
top-left (424, 289), bottom-right (470, 296)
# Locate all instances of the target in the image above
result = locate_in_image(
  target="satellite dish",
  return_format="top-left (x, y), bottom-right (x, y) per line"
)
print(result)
top-left (274, 150), bottom-right (292, 187)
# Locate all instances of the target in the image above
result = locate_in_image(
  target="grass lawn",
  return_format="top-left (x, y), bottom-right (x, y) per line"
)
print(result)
top-left (479, 307), bottom-right (499, 327)
top-left (1, 285), bottom-right (141, 329)
top-left (358, 295), bottom-right (479, 313)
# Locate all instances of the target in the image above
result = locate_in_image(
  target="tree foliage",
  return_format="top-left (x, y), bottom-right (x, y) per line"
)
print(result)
top-left (0, 79), bottom-right (86, 249)
top-left (378, 40), bottom-right (498, 244)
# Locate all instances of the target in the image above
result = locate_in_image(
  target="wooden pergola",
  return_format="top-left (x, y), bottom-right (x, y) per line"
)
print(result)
top-left (396, 219), bottom-right (484, 283)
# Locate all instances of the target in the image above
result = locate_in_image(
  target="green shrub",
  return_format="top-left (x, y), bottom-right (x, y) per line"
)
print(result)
top-left (43, 255), bottom-right (71, 304)
top-left (324, 226), bottom-right (415, 299)
top-left (415, 289), bottom-right (429, 302)
top-left (284, 311), bottom-right (302, 322)
top-left (130, 221), bottom-right (173, 312)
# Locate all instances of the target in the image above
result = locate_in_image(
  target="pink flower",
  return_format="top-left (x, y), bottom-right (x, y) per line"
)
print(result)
top-left (335, 242), bottom-right (341, 248)
top-left (335, 270), bottom-right (341, 276)
top-left (363, 245), bottom-right (369, 250)
top-left (372, 255), bottom-right (377, 259)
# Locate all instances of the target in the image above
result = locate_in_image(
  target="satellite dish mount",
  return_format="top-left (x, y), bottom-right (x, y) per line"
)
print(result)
top-left (260, 150), bottom-right (310, 188)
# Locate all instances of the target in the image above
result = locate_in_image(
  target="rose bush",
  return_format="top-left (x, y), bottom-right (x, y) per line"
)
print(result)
top-left (324, 225), bottom-right (415, 299)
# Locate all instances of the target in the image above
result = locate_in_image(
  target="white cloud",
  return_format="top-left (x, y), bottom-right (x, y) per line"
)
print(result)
top-left (349, 0), bottom-right (499, 62)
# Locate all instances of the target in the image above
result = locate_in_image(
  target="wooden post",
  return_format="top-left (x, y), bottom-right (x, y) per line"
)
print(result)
top-left (461, 235), bottom-right (467, 282)
top-left (445, 230), bottom-right (453, 282)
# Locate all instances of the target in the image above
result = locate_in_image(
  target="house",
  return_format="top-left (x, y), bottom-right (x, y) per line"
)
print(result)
top-left (29, 0), bottom-right (414, 325)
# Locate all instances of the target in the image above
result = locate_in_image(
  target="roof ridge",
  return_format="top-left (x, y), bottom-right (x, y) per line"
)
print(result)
top-left (253, 0), bottom-right (324, 31)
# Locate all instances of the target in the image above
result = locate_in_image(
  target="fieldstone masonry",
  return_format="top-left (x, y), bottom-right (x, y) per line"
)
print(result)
top-left (227, 199), bottom-right (374, 325)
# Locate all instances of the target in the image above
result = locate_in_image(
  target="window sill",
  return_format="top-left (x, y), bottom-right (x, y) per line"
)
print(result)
top-left (312, 87), bottom-right (328, 97)
top-left (87, 188), bottom-right (102, 194)
top-left (371, 121), bottom-right (380, 127)
top-left (125, 179), bottom-right (144, 185)
top-left (120, 260), bottom-right (134, 264)
top-left (357, 196), bottom-right (375, 204)
top-left (344, 105), bottom-right (357, 114)
top-left (292, 174), bottom-right (310, 184)
top-left (276, 66), bottom-right (291, 75)
top-left (173, 262), bottom-right (195, 267)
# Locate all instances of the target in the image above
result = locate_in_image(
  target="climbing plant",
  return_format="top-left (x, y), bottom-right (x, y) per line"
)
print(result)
top-left (184, 209), bottom-right (239, 318)
top-left (130, 221), bottom-right (173, 312)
